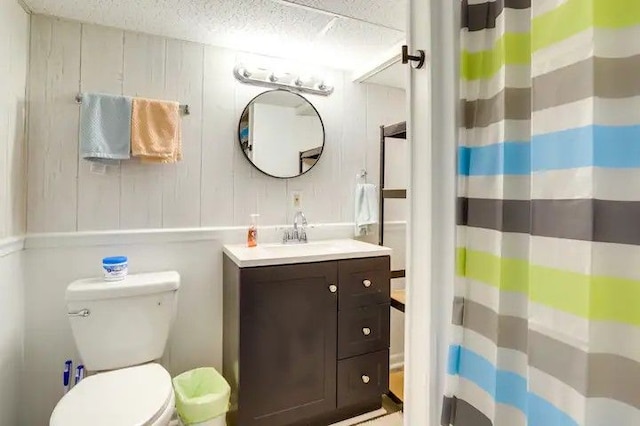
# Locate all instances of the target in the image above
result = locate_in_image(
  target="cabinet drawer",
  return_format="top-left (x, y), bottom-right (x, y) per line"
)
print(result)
top-left (338, 304), bottom-right (390, 359)
top-left (337, 350), bottom-right (389, 408)
top-left (338, 257), bottom-right (390, 310)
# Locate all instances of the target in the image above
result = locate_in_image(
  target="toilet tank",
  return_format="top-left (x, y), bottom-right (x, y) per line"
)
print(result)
top-left (66, 271), bottom-right (180, 371)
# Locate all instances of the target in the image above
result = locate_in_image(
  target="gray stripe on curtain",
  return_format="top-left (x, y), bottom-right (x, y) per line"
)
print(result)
top-left (461, 0), bottom-right (531, 31)
top-left (533, 55), bottom-right (640, 111)
top-left (458, 198), bottom-right (640, 245)
top-left (460, 300), bottom-right (528, 352)
top-left (452, 297), bottom-right (465, 325)
top-left (462, 88), bottom-right (531, 129)
top-left (459, 56), bottom-right (640, 125)
top-left (455, 299), bottom-right (640, 409)
top-left (442, 396), bottom-right (493, 426)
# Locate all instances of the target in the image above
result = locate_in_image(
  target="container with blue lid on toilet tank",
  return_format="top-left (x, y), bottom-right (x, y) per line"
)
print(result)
top-left (102, 256), bottom-right (128, 281)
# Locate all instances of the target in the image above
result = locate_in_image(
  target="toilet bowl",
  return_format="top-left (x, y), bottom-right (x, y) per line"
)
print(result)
top-left (50, 363), bottom-right (174, 426)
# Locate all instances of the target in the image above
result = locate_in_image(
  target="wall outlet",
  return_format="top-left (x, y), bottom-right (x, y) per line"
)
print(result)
top-left (291, 191), bottom-right (302, 209)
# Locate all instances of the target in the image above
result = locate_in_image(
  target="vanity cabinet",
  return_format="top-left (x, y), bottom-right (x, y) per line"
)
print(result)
top-left (223, 252), bottom-right (391, 426)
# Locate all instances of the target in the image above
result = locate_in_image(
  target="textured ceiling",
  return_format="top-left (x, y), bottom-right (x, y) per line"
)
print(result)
top-left (285, 0), bottom-right (405, 30)
top-left (23, 0), bottom-right (406, 71)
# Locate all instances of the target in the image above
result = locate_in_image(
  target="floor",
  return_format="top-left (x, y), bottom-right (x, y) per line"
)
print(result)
top-left (330, 396), bottom-right (403, 426)
top-left (359, 412), bottom-right (403, 426)
top-left (330, 411), bottom-right (403, 426)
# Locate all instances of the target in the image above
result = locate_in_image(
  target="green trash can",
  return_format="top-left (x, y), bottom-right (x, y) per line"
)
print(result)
top-left (173, 367), bottom-right (231, 426)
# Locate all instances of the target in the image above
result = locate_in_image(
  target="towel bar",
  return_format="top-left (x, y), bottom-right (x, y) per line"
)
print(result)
top-left (75, 94), bottom-right (190, 116)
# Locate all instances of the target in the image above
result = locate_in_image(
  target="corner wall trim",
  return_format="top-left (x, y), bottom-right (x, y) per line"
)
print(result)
top-left (351, 42), bottom-right (404, 84)
top-left (0, 236), bottom-right (26, 258)
top-left (16, 0), bottom-right (32, 14)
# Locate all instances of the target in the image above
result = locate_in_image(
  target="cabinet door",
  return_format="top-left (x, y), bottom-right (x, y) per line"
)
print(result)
top-left (239, 261), bottom-right (338, 426)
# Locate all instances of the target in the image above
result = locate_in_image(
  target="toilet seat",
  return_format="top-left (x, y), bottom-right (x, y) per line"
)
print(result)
top-left (50, 363), bottom-right (174, 426)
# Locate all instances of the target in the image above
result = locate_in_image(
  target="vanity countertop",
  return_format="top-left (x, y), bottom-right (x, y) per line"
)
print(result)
top-left (223, 239), bottom-right (392, 268)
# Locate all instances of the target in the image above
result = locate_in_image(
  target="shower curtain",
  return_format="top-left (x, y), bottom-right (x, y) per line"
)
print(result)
top-left (444, 1), bottom-right (640, 425)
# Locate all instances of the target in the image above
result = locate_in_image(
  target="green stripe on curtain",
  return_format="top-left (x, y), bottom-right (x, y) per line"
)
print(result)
top-left (461, 33), bottom-right (531, 80)
top-left (532, 0), bottom-right (592, 52)
top-left (594, 0), bottom-right (640, 28)
top-left (457, 248), bottom-right (640, 325)
top-left (533, 0), bottom-right (640, 52)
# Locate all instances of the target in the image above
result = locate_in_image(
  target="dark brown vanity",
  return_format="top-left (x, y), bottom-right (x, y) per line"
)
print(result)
top-left (223, 240), bottom-right (391, 426)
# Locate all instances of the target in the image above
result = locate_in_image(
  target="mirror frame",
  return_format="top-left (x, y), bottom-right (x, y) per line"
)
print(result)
top-left (237, 89), bottom-right (326, 179)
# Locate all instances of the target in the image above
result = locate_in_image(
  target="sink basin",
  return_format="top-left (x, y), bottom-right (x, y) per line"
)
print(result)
top-left (223, 239), bottom-right (392, 268)
top-left (259, 240), bottom-right (342, 253)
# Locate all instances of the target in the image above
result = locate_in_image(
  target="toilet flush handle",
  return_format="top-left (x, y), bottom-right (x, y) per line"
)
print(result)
top-left (68, 309), bottom-right (90, 318)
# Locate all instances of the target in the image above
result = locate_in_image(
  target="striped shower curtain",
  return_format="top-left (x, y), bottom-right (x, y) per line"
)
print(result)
top-left (444, 1), bottom-right (640, 425)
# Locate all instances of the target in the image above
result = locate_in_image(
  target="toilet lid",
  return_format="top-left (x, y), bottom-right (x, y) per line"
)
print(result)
top-left (50, 363), bottom-right (173, 426)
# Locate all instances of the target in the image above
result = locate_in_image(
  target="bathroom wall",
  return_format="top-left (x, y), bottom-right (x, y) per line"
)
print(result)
top-left (27, 14), bottom-right (406, 233)
top-left (0, 1), bottom-right (29, 424)
top-left (23, 14), bottom-right (407, 425)
top-left (0, 0), bottom-right (29, 240)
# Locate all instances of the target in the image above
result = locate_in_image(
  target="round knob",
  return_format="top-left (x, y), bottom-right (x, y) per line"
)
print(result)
top-left (362, 327), bottom-right (371, 336)
top-left (362, 375), bottom-right (370, 384)
top-left (329, 285), bottom-right (337, 293)
top-left (363, 279), bottom-right (372, 288)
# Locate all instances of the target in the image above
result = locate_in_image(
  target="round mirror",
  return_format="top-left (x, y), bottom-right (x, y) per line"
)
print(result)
top-left (238, 90), bottom-right (325, 178)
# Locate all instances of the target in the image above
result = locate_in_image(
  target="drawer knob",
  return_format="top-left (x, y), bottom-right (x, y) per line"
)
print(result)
top-left (363, 279), bottom-right (372, 288)
top-left (362, 327), bottom-right (371, 336)
top-left (329, 284), bottom-right (338, 293)
top-left (362, 375), bottom-right (370, 384)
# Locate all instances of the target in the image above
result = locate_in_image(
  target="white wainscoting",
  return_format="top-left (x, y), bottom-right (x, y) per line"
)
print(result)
top-left (0, 241), bottom-right (25, 426)
top-left (21, 222), bottom-right (405, 426)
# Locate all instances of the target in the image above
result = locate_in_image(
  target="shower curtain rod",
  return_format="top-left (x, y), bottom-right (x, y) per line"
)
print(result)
top-left (74, 94), bottom-right (190, 116)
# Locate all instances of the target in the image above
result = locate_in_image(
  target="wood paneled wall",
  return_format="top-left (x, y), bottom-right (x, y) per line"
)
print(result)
top-left (27, 15), bottom-right (406, 233)
top-left (0, 0), bottom-right (29, 239)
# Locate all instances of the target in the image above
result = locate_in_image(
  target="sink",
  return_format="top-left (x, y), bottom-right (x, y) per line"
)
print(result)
top-left (223, 239), bottom-right (392, 268)
top-left (259, 240), bottom-right (342, 253)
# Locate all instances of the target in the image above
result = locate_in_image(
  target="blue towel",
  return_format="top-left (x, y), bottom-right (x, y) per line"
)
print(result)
top-left (79, 93), bottom-right (132, 163)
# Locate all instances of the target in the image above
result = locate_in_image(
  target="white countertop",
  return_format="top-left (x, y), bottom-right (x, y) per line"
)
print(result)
top-left (223, 239), bottom-right (392, 268)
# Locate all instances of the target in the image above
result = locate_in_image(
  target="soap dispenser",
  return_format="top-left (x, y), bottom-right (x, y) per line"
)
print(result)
top-left (247, 214), bottom-right (259, 247)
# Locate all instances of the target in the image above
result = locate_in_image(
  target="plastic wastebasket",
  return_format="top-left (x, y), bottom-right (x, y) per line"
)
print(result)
top-left (173, 367), bottom-right (231, 426)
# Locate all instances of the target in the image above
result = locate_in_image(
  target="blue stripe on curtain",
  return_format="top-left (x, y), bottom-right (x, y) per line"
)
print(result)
top-left (459, 125), bottom-right (640, 175)
top-left (449, 346), bottom-right (579, 426)
top-left (448, 344), bottom-right (462, 374)
top-left (458, 142), bottom-right (530, 175)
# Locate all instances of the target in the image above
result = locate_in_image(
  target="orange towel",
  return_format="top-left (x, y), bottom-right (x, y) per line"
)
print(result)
top-left (131, 98), bottom-right (182, 163)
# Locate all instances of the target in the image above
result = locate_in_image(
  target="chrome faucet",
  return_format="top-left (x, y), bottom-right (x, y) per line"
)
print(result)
top-left (283, 210), bottom-right (308, 244)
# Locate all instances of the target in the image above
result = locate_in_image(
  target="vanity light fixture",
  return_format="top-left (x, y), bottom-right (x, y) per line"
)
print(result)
top-left (234, 65), bottom-right (334, 96)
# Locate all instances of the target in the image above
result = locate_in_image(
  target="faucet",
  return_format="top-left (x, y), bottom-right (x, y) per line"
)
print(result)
top-left (283, 210), bottom-right (308, 244)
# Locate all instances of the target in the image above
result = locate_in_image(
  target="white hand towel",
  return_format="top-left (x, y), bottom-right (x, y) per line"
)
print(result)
top-left (355, 183), bottom-right (379, 236)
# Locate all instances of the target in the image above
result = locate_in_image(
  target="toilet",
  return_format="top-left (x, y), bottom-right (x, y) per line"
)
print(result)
top-left (50, 271), bottom-right (181, 426)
